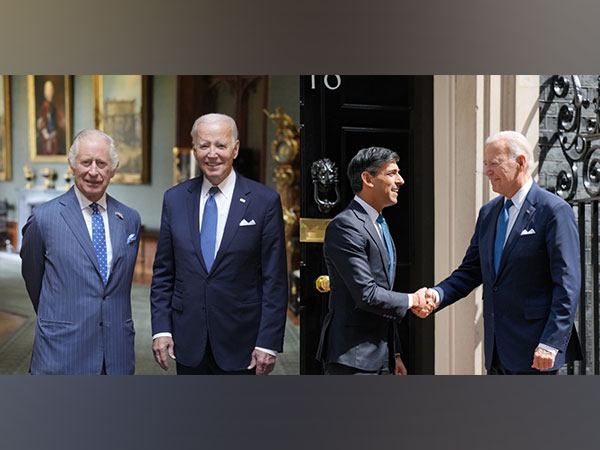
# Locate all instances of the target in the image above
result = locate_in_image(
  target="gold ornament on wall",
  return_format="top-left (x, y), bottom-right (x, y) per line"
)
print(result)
top-left (41, 168), bottom-right (57, 189)
top-left (63, 167), bottom-right (73, 191)
top-left (23, 165), bottom-right (34, 189)
top-left (265, 107), bottom-right (301, 315)
top-left (264, 107), bottom-right (300, 164)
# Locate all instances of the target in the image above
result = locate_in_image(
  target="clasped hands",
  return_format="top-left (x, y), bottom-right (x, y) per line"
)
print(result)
top-left (411, 287), bottom-right (437, 318)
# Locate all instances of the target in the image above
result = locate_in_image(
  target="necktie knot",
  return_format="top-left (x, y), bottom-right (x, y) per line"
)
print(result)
top-left (208, 186), bottom-right (220, 197)
top-left (90, 202), bottom-right (100, 214)
top-left (504, 199), bottom-right (513, 211)
top-left (376, 214), bottom-right (386, 225)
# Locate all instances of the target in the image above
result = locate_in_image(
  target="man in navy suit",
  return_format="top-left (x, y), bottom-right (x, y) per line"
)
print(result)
top-left (417, 131), bottom-right (582, 374)
top-left (21, 129), bottom-right (141, 374)
top-left (316, 147), bottom-right (434, 375)
top-left (150, 113), bottom-right (288, 375)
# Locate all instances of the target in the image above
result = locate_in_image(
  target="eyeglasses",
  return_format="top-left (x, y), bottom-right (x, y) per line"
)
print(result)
top-left (482, 158), bottom-right (514, 170)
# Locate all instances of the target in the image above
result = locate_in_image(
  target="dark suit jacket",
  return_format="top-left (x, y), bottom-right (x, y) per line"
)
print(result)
top-left (316, 200), bottom-right (409, 371)
top-left (435, 181), bottom-right (583, 372)
top-left (150, 173), bottom-right (288, 371)
top-left (20, 187), bottom-right (141, 374)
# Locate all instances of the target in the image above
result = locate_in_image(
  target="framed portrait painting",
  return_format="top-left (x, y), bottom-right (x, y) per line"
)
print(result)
top-left (94, 75), bottom-right (149, 184)
top-left (28, 75), bottom-right (72, 163)
top-left (0, 76), bottom-right (11, 181)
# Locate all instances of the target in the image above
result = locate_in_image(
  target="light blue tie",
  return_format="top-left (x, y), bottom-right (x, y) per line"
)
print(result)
top-left (201, 186), bottom-right (220, 272)
top-left (90, 202), bottom-right (108, 285)
top-left (493, 199), bottom-right (513, 274)
top-left (376, 214), bottom-right (395, 277)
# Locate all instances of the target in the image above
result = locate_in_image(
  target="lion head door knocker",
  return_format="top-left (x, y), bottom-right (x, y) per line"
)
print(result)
top-left (311, 158), bottom-right (341, 213)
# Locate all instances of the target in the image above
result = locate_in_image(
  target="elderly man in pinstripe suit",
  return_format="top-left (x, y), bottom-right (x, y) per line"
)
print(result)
top-left (21, 129), bottom-right (141, 375)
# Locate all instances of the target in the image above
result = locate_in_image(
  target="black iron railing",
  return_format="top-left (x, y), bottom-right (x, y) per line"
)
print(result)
top-left (563, 197), bottom-right (600, 374)
top-left (546, 75), bottom-right (600, 373)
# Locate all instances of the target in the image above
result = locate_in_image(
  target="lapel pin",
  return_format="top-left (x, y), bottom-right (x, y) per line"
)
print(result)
top-left (115, 212), bottom-right (124, 220)
top-left (526, 209), bottom-right (530, 214)
top-left (240, 198), bottom-right (246, 203)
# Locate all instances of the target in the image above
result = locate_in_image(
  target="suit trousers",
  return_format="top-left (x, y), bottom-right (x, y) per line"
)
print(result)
top-left (176, 339), bottom-right (255, 375)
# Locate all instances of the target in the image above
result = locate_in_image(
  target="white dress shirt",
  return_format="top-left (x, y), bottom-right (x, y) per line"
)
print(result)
top-left (198, 170), bottom-right (237, 257)
top-left (73, 185), bottom-right (113, 277)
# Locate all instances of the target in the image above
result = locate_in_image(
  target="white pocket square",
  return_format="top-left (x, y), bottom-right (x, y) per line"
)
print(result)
top-left (521, 228), bottom-right (536, 236)
top-left (239, 219), bottom-right (256, 226)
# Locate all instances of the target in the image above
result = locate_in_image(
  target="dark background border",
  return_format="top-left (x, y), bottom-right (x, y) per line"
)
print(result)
top-left (1, 1), bottom-right (599, 449)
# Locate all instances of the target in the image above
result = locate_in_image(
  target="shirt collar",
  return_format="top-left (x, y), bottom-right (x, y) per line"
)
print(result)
top-left (353, 195), bottom-right (380, 224)
top-left (506, 176), bottom-right (533, 210)
top-left (201, 169), bottom-right (236, 200)
top-left (74, 185), bottom-right (108, 212)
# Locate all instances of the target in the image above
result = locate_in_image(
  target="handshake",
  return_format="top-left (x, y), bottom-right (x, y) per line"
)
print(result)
top-left (410, 287), bottom-right (437, 318)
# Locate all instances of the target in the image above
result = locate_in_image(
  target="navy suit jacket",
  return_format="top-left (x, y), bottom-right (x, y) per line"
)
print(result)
top-left (150, 173), bottom-right (288, 371)
top-left (20, 187), bottom-right (141, 374)
top-left (435, 181), bottom-right (583, 372)
top-left (316, 200), bottom-right (409, 371)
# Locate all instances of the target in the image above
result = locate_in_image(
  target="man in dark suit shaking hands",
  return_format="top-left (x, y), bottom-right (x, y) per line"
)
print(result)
top-left (417, 131), bottom-right (583, 374)
top-left (151, 113), bottom-right (288, 375)
top-left (317, 147), bottom-right (434, 375)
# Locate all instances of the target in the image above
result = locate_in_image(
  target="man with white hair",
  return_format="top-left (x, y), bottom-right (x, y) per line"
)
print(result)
top-left (150, 113), bottom-right (288, 375)
top-left (21, 129), bottom-right (141, 374)
top-left (416, 131), bottom-right (582, 374)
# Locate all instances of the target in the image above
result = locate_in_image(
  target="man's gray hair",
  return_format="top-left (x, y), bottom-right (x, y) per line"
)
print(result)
top-left (347, 147), bottom-right (400, 194)
top-left (191, 113), bottom-right (239, 145)
top-left (69, 129), bottom-right (118, 170)
top-left (485, 131), bottom-right (534, 174)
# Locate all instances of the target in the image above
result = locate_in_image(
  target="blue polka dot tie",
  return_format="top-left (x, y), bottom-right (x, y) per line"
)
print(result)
top-left (201, 186), bottom-right (219, 272)
top-left (494, 199), bottom-right (513, 274)
top-left (90, 202), bottom-right (108, 284)
top-left (376, 214), bottom-right (395, 278)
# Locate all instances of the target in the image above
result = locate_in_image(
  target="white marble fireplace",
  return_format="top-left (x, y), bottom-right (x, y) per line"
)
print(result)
top-left (16, 188), bottom-right (63, 250)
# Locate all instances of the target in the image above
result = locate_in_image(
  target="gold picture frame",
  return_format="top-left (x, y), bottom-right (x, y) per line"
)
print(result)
top-left (28, 75), bottom-right (72, 163)
top-left (0, 76), bottom-right (11, 181)
top-left (94, 75), bottom-right (149, 184)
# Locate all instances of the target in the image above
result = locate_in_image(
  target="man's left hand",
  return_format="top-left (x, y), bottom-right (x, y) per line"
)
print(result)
top-left (248, 348), bottom-right (276, 375)
top-left (394, 353), bottom-right (407, 375)
top-left (531, 346), bottom-right (556, 371)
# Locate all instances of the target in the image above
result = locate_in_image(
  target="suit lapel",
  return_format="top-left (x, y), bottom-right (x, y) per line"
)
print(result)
top-left (211, 174), bottom-right (250, 273)
top-left (59, 188), bottom-right (103, 280)
top-left (351, 201), bottom-right (392, 286)
top-left (390, 233), bottom-right (397, 286)
top-left (186, 177), bottom-right (208, 273)
top-left (106, 195), bottom-right (125, 280)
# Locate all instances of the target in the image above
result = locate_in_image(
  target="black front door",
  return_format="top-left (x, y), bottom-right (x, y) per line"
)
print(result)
top-left (299, 75), bottom-right (434, 374)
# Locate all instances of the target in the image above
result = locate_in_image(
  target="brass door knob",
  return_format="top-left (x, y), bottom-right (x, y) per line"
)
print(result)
top-left (315, 275), bottom-right (330, 293)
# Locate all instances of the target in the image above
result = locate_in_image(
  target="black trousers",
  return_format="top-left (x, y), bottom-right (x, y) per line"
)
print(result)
top-left (488, 343), bottom-right (557, 375)
top-left (176, 340), bottom-right (255, 375)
